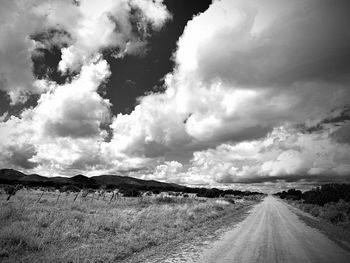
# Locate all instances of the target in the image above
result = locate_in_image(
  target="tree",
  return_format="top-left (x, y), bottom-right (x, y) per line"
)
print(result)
top-left (122, 188), bottom-right (141, 197)
top-left (5, 185), bottom-right (21, 201)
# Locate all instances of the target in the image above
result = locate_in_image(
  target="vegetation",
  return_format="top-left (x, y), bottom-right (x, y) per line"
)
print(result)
top-left (4, 185), bottom-right (22, 201)
top-left (121, 188), bottom-right (141, 197)
top-left (274, 184), bottom-right (350, 205)
top-left (0, 168), bottom-right (263, 199)
top-left (274, 184), bottom-right (350, 227)
top-left (0, 188), bottom-right (262, 262)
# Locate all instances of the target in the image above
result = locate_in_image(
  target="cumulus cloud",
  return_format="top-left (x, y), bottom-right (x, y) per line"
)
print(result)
top-left (1, 0), bottom-right (350, 186)
top-left (57, 0), bottom-right (171, 73)
top-left (33, 57), bottom-right (111, 139)
top-left (142, 125), bottom-right (350, 187)
top-left (152, 161), bottom-right (183, 181)
top-left (0, 0), bottom-right (171, 175)
top-left (0, 0), bottom-right (48, 104)
top-left (0, 58), bottom-right (109, 171)
top-left (106, 0), bottom-right (350, 184)
top-left (108, 0), bottom-right (350, 170)
top-left (0, 0), bottom-right (170, 103)
top-left (171, 0), bottom-right (350, 143)
top-left (173, 0), bottom-right (350, 86)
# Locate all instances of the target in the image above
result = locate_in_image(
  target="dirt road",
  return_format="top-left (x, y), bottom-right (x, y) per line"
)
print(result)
top-left (199, 196), bottom-right (350, 263)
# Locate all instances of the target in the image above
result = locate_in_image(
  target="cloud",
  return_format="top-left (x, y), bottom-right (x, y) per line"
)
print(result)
top-left (177, 0), bottom-right (350, 86)
top-left (0, 57), bottom-right (157, 176)
top-left (0, 0), bottom-right (171, 175)
top-left (152, 161), bottom-right (183, 181)
top-left (34, 57), bottom-right (111, 139)
top-left (185, 125), bottom-right (350, 185)
top-left (107, 0), bottom-right (350, 179)
top-left (1, 0), bottom-right (350, 187)
top-left (0, 0), bottom-right (171, 104)
top-left (172, 0), bottom-right (350, 141)
top-left (0, 0), bottom-right (48, 104)
top-left (57, 0), bottom-right (171, 73)
top-left (140, 124), bottom-right (350, 187)
top-left (109, 0), bottom-right (350, 161)
top-left (0, 58), bottom-right (110, 171)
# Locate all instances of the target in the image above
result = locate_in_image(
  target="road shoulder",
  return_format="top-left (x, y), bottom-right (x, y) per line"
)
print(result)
top-left (124, 200), bottom-right (260, 263)
top-left (282, 199), bottom-right (350, 253)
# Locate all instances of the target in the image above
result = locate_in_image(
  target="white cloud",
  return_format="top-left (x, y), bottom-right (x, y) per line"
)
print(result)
top-left (0, 56), bottom-right (155, 176)
top-left (0, 58), bottom-right (111, 172)
top-left (152, 161), bottom-right (183, 181)
top-left (0, 0), bottom-right (48, 104)
top-left (58, 0), bottom-right (171, 73)
top-left (0, 0), bottom-right (171, 175)
top-left (33, 57), bottom-right (111, 139)
top-left (178, 126), bottom-right (350, 185)
top-left (107, 0), bottom-right (350, 183)
top-left (0, 0), bottom-right (170, 103)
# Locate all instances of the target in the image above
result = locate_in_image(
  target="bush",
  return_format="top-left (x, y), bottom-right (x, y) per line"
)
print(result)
top-left (154, 197), bottom-right (177, 204)
top-left (224, 198), bottom-right (235, 204)
top-left (309, 206), bottom-right (320, 217)
top-left (122, 188), bottom-right (141, 197)
top-left (4, 185), bottom-right (21, 201)
top-left (151, 189), bottom-right (160, 195)
top-left (197, 188), bottom-right (221, 198)
top-left (322, 206), bottom-right (344, 224)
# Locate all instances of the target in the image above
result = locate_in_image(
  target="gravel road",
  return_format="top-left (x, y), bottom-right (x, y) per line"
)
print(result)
top-left (199, 196), bottom-right (350, 263)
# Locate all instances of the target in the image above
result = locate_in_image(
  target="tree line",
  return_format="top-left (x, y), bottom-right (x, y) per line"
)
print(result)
top-left (1, 180), bottom-right (265, 201)
top-left (274, 184), bottom-right (350, 206)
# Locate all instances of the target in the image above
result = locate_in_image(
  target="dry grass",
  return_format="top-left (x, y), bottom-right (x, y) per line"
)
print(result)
top-left (0, 189), bottom-right (255, 262)
top-left (283, 199), bottom-right (350, 252)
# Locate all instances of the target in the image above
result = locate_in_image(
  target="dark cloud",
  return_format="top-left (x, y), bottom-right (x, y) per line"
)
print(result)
top-left (6, 144), bottom-right (37, 169)
top-left (226, 174), bottom-right (350, 184)
top-left (197, 0), bottom-right (350, 87)
top-left (331, 122), bottom-right (350, 145)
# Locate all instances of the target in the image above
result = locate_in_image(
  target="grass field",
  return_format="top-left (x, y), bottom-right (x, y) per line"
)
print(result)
top-left (0, 189), bottom-right (259, 262)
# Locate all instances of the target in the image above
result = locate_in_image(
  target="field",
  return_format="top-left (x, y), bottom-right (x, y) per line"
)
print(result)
top-left (0, 189), bottom-right (260, 262)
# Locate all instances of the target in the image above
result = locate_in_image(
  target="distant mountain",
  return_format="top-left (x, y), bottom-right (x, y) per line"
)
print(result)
top-left (0, 169), bottom-right (27, 181)
top-left (93, 175), bottom-right (186, 190)
top-left (19, 174), bottom-right (47, 182)
top-left (71, 174), bottom-right (97, 185)
top-left (0, 168), bottom-right (265, 196)
top-left (0, 168), bottom-right (187, 191)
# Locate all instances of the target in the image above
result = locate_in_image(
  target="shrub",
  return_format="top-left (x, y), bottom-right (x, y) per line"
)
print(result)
top-left (197, 188), bottom-right (221, 198)
top-left (309, 206), bottom-right (320, 217)
top-left (122, 188), bottom-right (141, 197)
top-left (81, 190), bottom-right (89, 198)
top-left (4, 185), bottom-right (21, 201)
top-left (224, 198), bottom-right (235, 204)
top-left (154, 197), bottom-right (177, 204)
top-left (151, 189), bottom-right (160, 195)
top-left (322, 206), bottom-right (344, 224)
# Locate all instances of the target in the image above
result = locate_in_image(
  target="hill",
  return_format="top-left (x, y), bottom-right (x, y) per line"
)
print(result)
top-left (93, 174), bottom-right (186, 190)
top-left (0, 169), bottom-right (27, 181)
top-left (0, 168), bottom-right (187, 191)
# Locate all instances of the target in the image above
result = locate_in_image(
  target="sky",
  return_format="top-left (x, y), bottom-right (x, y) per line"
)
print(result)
top-left (0, 0), bottom-right (350, 192)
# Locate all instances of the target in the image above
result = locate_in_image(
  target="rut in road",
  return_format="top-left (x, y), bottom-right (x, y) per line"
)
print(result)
top-left (199, 196), bottom-right (350, 263)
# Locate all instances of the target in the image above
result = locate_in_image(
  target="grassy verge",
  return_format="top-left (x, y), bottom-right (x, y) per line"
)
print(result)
top-left (0, 190), bottom-right (260, 262)
top-left (125, 199), bottom-right (259, 263)
top-left (282, 199), bottom-right (350, 252)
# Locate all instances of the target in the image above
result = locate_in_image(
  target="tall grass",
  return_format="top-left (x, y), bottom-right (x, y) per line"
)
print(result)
top-left (0, 189), bottom-right (250, 262)
top-left (287, 199), bottom-right (350, 229)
